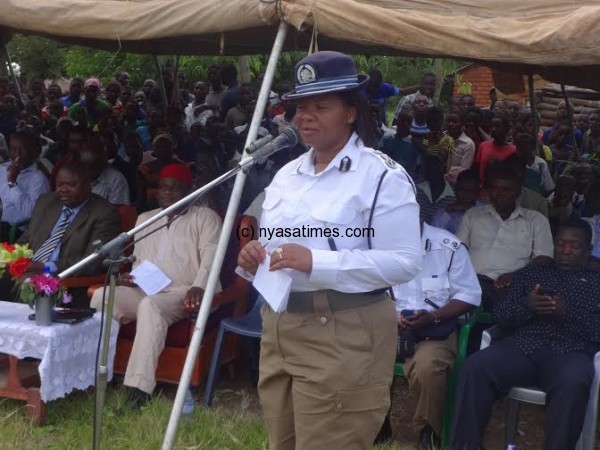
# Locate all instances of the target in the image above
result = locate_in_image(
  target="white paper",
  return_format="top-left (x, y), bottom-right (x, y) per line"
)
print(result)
top-left (253, 254), bottom-right (292, 313)
top-left (130, 260), bottom-right (172, 296)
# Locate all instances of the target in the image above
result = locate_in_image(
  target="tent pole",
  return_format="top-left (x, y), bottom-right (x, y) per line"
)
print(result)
top-left (2, 42), bottom-right (23, 103)
top-left (154, 55), bottom-right (169, 106)
top-left (528, 73), bottom-right (538, 149)
top-left (433, 58), bottom-right (443, 106)
top-left (160, 20), bottom-right (289, 450)
top-left (560, 82), bottom-right (578, 154)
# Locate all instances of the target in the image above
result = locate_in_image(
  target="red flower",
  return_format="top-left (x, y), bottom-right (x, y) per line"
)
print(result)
top-left (8, 257), bottom-right (30, 279)
top-left (2, 242), bottom-right (15, 252)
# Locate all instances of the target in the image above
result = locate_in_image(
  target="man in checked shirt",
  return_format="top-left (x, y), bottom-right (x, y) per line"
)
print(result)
top-left (450, 218), bottom-right (600, 450)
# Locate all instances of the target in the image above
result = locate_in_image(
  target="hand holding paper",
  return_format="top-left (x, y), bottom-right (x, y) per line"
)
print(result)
top-left (253, 253), bottom-right (292, 313)
top-left (130, 260), bottom-right (172, 296)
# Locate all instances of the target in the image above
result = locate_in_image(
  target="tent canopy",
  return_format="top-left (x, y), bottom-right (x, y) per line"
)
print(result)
top-left (1, 0), bottom-right (599, 88)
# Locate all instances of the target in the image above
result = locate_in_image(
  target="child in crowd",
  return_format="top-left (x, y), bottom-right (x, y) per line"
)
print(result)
top-left (381, 106), bottom-right (418, 176)
top-left (421, 106), bottom-right (454, 166)
top-left (432, 169), bottom-right (481, 233)
top-left (547, 175), bottom-right (576, 235)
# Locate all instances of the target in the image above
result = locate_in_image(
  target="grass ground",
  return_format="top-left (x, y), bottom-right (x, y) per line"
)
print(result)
top-left (0, 386), bottom-right (405, 450)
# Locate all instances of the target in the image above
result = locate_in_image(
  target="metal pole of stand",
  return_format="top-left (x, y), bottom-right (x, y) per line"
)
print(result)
top-left (92, 260), bottom-right (120, 450)
top-left (161, 21), bottom-right (289, 450)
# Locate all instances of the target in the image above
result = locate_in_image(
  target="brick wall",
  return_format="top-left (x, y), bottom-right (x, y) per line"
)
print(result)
top-left (453, 64), bottom-right (525, 107)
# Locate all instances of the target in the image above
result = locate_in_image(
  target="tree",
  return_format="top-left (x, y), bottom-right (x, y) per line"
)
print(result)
top-left (6, 34), bottom-right (65, 82)
top-left (64, 47), bottom-right (156, 88)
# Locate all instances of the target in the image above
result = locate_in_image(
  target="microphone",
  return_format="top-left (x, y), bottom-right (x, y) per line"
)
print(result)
top-left (246, 133), bottom-right (274, 154)
top-left (246, 127), bottom-right (300, 163)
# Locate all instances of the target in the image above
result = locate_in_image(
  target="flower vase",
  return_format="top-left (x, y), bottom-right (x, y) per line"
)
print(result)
top-left (35, 295), bottom-right (54, 326)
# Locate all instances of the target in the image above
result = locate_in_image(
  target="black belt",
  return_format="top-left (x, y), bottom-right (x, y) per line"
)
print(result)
top-left (286, 289), bottom-right (388, 313)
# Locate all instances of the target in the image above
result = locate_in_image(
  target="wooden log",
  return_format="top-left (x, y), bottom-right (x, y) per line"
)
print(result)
top-left (538, 96), bottom-right (600, 108)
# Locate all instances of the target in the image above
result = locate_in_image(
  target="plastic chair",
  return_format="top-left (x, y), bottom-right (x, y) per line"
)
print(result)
top-left (481, 327), bottom-right (600, 450)
top-left (202, 296), bottom-right (265, 407)
top-left (393, 309), bottom-right (480, 448)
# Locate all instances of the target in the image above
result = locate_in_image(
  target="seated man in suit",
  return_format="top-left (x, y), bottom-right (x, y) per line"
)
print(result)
top-left (451, 218), bottom-right (600, 450)
top-left (90, 164), bottom-right (222, 409)
top-left (16, 160), bottom-right (121, 305)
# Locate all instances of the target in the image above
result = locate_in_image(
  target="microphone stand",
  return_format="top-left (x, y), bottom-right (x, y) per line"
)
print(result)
top-left (92, 252), bottom-right (130, 450)
top-left (57, 153), bottom-right (268, 450)
top-left (58, 155), bottom-right (261, 280)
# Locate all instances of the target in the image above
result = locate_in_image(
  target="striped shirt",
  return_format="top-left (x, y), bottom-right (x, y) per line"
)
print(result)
top-left (416, 181), bottom-right (456, 224)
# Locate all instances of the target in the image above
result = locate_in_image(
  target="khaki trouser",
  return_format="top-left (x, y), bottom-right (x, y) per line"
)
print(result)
top-left (90, 285), bottom-right (188, 394)
top-left (404, 331), bottom-right (457, 436)
top-left (258, 292), bottom-right (397, 450)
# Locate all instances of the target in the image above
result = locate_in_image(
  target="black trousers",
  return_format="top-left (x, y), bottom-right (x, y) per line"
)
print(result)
top-left (450, 339), bottom-right (594, 450)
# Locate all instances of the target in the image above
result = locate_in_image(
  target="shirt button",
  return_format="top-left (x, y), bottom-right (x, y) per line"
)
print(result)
top-left (320, 317), bottom-right (327, 325)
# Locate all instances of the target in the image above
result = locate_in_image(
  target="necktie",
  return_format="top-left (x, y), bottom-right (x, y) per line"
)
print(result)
top-left (33, 208), bottom-right (74, 263)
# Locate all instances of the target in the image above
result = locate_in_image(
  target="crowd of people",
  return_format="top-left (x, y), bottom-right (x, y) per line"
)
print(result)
top-left (0, 52), bottom-right (599, 450)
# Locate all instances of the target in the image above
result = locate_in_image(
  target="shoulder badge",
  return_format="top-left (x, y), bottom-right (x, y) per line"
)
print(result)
top-left (371, 149), bottom-right (398, 169)
top-left (441, 238), bottom-right (461, 251)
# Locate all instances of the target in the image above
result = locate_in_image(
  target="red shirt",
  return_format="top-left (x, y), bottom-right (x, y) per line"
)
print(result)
top-left (476, 140), bottom-right (516, 184)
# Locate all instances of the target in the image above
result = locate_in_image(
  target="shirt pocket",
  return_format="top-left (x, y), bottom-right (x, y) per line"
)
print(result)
top-left (262, 187), bottom-right (283, 211)
top-left (421, 274), bottom-right (451, 303)
top-left (311, 201), bottom-right (359, 226)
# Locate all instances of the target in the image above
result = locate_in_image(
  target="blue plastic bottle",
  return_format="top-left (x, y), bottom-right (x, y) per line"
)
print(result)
top-left (182, 384), bottom-right (195, 417)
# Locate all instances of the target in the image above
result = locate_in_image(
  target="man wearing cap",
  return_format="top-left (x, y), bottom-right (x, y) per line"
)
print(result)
top-left (68, 77), bottom-right (111, 127)
top-left (90, 163), bottom-right (222, 409)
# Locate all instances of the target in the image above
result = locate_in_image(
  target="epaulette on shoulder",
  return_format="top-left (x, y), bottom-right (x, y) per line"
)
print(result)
top-left (440, 236), bottom-right (462, 252)
top-left (367, 148), bottom-right (400, 170)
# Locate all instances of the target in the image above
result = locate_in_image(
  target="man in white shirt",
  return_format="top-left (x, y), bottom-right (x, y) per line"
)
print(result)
top-left (456, 163), bottom-right (553, 308)
top-left (394, 223), bottom-right (481, 449)
top-left (446, 111), bottom-right (475, 170)
top-left (80, 138), bottom-right (130, 205)
top-left (0, 130), bottom-right (50, 238)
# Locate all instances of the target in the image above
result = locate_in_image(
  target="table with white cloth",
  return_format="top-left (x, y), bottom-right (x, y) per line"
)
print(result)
top-left (0, 301), bottom-right (119, 425)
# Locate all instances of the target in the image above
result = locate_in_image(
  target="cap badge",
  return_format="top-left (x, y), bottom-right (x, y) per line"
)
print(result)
top-left (297, 64), bottom-right (317, 85)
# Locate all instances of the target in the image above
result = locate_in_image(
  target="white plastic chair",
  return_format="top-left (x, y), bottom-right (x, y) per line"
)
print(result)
top-left (481, 327), bottom-right (600, 450)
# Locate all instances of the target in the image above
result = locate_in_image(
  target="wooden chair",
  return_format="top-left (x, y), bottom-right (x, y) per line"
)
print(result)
top-left (111, 214), bottom-right (256, 387)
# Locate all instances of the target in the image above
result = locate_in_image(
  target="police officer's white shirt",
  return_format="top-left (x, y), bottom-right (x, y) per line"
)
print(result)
top-left (238, 133), bottom-right (422, 293)
top-left (393, 223), bottom-right (481, 317)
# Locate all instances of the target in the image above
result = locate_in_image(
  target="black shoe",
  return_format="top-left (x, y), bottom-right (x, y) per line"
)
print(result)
top-left (128, 388), bottom-right (151, 410)
top-left (417, 425), bottom-right (440, 450)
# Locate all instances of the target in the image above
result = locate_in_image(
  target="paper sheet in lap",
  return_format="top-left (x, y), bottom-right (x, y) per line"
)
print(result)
top-left (253, 254), bottom-right (292, 313)
top-left (130, 260), bottom-right (172, 296)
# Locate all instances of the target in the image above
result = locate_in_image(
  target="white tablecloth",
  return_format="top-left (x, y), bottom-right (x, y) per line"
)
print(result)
top-left (0, 301), bottom-right (119, 402)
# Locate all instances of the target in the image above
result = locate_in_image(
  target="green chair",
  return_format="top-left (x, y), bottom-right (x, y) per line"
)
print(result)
top-left (393, 308), bottom-right (482, 449)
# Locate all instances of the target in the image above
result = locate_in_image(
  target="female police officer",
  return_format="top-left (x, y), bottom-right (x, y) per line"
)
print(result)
top-left (237, 51), bottom-right (422, 449)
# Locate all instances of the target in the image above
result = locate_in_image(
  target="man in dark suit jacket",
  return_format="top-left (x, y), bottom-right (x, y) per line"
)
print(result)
top-left (14, 160), bottom-right (120, 305)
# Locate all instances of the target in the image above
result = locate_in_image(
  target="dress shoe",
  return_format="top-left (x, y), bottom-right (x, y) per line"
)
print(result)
top-left (128, 388), bottom-right (152, 410)
top-left (417, 425), bottom-right (440, 450)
